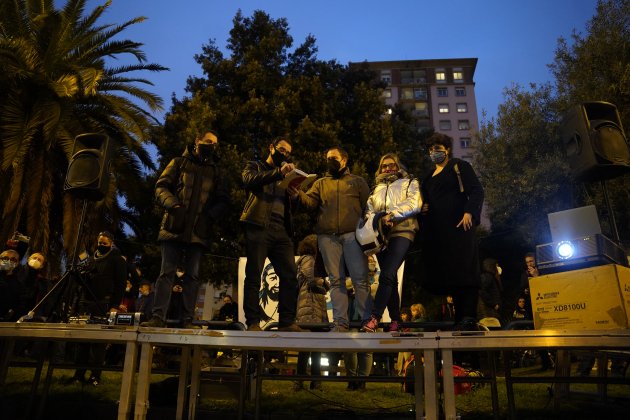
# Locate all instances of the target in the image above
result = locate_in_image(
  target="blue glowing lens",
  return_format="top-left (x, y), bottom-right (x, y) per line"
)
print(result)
top-left (556, 241), bottom-right (575, 259)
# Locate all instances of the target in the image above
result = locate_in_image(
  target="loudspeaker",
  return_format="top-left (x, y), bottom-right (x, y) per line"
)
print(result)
top-left (561, 101), bottom-right (630, 182)
top-left (64, 133), bottom-right (112, 200)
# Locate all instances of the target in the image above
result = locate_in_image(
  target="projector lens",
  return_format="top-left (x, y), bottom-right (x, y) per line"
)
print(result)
top-left (556, 241), bottom-right (575, 259)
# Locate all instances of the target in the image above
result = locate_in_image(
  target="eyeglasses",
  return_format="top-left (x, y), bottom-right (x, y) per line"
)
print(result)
top-left (0, 256), bottom-right (18, 262)
top-left (381, 163), bottom-right (398, 170)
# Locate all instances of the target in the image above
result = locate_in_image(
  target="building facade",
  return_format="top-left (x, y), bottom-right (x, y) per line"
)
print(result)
top-left (356, 58), bottom-right (479, 161)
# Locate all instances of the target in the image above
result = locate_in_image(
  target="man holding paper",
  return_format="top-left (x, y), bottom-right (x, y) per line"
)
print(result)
top-left (240, 137), bottom-right (303, 332)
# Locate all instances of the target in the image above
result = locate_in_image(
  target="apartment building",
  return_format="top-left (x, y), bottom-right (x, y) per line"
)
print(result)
top-left (355, 58), bottom-right (479, 161)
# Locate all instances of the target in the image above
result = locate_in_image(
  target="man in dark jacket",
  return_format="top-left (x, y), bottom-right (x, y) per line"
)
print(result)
top-left (240, 137), bottom-right (301, 332)
top-left (67, 231), bottom-right (127, 386)
top-left (135, 279), bottom-right (154, 322)
top-left (0, 249), bottom-right (24, 321)
top-left (217, 294), bottom-right (238, 322)
top-left (141, 130), bottom-right (229, 328)
top-left (293, 146), bottom-right (371, 332)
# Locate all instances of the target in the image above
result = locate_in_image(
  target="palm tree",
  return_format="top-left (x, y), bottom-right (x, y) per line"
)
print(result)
top-left (0, 0), bottom-right (166, 268)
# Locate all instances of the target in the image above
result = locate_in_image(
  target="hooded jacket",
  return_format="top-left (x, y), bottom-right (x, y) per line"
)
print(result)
top-left (156, 145), bottom-right (229, 247)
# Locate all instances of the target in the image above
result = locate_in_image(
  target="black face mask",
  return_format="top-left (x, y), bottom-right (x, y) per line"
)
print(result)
top-left (327, 158), bottom-right (342, 177)
top-left (97, 245), bottom-right (111, 255)
top-left (271, 149), bottom-right (288, 167)
top-left (197, 143), bottom-right (217, 160)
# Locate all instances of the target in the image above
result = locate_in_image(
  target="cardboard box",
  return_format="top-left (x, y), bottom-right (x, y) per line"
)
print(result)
top-left (530, 264), bottom-right (630, 330)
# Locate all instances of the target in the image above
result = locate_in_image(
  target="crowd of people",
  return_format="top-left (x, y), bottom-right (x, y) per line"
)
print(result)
top-left (4, 128), bottom-right (581, 387)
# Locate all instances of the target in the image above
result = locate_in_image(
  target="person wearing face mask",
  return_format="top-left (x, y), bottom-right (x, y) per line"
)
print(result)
top-left (0, 249), bottom-right (24, 321)
top-left (477, 258), bottom-right (503, 326)
top-left (167, 269), bottom-right (185, 323)
top-left (135, 279), bottom-right (154, 321)
top-left (239, 137), bottom-right (303, 332)
top-left (361, 153), bottom-right (422, 333)
top-left (292, 146), bottom-right (371, 332)
top-left (66, 231), bottom-right (126, 386)
top-left (292, 146), bottom-right (372, 389)
top-left (19, 252), bottom-right (50, 317)
top-left (420, 133), bottom-right (484, 330)
top-left (142, 130), bottom-right (230, 329)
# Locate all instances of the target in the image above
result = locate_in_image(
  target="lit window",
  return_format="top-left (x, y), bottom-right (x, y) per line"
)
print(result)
top-left (414, 88), bottom-right (427, 100)
top-left (460, 138), bottom-right (471, 148)
top-left (437, 87), bottom-right (448, 97)
top-left (439, 120), bottom-right (452, 130)
top-left (458, 120), bottom-right (470, 130)
top-left (382, 88), bottom-right (392, 98)
top-left (456, 103), bottom-right (468, 113)
top-left (455, 87), bottom-right (466, 96)
top-left (435, 70), bottom-right (446, 82)
top-left (414, 102), bottom-right (428, 116)
top-left (381, 70), bottom-right (391, 85)
top-left (453, 68), bottom-right (463, 82)
top-left (401, 88), bottom-right (414, 100)
top-left (438, 104), bottom-right (449, 113)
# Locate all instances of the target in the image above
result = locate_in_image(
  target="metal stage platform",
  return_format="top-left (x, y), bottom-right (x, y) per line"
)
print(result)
top-left (2, 323), bottom-right (630, 420)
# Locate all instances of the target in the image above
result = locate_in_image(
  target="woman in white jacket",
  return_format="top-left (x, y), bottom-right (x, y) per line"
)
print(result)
top-left (362, 153), bottom-right (422, 332)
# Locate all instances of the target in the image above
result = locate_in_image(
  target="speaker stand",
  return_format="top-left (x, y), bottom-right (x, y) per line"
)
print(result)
top-left (18, 199), bottom-right (104, 323)
top-left (601, 180), bottom-right (621, 243)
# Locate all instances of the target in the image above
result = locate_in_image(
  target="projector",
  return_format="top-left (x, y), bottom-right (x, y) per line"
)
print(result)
top-left (536, 234), bottom-right (628, 274)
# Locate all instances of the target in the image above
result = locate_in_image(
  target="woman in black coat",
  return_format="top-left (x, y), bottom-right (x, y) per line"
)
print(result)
top-left (420, 133), bottom-right (484, 329)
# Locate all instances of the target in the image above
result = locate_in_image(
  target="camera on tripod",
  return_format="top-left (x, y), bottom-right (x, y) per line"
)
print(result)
top-left (11, 231), bottom-right (30, 244)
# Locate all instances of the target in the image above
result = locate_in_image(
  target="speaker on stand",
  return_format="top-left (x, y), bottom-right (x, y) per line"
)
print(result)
top-left (63, 133), bottom-right (113, 201)
top-left (18, 133), bottom-right (114, 323)
top-left (561, 101), bottom-right (630, 243)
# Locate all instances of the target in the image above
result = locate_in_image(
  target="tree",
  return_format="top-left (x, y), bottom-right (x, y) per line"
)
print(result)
top-left (549, 0), bottom-right (630, 245)
top-left (0, 0), bottom-right (166, 269)
top-left (154, 10), bottom-right (425, 285)
top-left (476, 83), bottom-right (573, 247)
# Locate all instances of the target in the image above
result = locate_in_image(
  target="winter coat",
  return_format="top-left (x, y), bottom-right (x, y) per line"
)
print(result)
top-left (156, 145), bottom-right (229, 247)
top-left (136, 292), bottom-right (154, 320)
top-left (366, 170), bottom-right (422, 241)
top-left (240, 160), bottom-right (294, 234)
top-left (298, 168), bottom-right (370, 235)
top-left (83, 247), bottom-right (127, 314)
top-left (477, 258), bottom-right (502, 320)
top-left (420, 158), bottom-right (484, 294)
top-left (295, 255), bottom-right (329, 324)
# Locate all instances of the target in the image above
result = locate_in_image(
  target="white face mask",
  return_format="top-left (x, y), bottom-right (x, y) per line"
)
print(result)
top-left (497, 265), bottom-right (503, 276)
top-left (28, 259), bottom-right (43, 270)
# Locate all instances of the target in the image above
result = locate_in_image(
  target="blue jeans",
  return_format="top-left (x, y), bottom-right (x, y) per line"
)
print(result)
top-left (318, 232), bottom-right (372, 327)
top-left (344, 352), bottom-right (373, 377)
top-left (243, 224), bottom-right (298, 327)
top-left (152, 241), bottom-right (203, 321)
top-left (372, 236), bottom-right (412, 321)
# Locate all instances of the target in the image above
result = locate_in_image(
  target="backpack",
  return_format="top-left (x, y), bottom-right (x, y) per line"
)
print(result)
top-left (402, 354), bottom-right (473, 395)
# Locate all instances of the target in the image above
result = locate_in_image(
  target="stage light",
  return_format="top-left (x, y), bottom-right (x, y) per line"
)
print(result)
top-left (556, 241), bottom-right (575, 259)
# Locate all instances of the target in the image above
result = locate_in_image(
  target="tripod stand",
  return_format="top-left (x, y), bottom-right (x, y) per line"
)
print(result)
top-left (18, 199), bottom-right (105, 323)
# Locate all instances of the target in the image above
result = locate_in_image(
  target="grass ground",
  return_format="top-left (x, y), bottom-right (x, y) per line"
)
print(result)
top-left (1, 357), bottom-right (629, 419)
